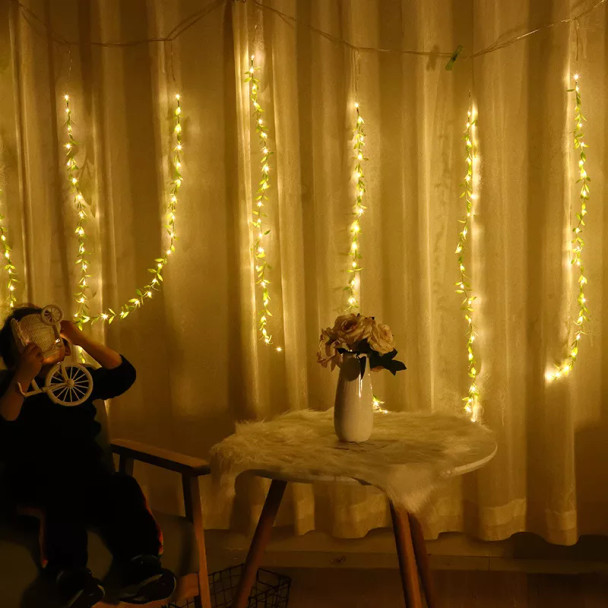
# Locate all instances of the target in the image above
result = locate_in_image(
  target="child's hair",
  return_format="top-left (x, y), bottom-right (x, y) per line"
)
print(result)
top-left (0, 305), bottom-right (42, 369)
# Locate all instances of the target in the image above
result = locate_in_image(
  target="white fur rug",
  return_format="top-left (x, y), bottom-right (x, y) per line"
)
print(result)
top-left (210, 409), bottom-right (496, 512)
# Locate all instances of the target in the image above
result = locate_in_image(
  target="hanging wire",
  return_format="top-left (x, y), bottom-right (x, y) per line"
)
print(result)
top-left (15, 0), bottom-right (225, 47)
top-left (252, 0), bottom-right (607, 60)
top-left (14, 0), bottom-right (608, 60)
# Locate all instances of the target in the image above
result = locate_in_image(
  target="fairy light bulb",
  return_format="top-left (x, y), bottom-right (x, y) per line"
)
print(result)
top-left (373, 396), bottom-right (389, 414)
top-left (547, 73), bottom-right (590, 382)
top-left (456, 103), bottom-right (481, 422)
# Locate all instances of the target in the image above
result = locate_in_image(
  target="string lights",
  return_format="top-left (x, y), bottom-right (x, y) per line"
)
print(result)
top-left (372, 395), bottom-right (389, 414)
top-left (346, 102), bottom-right (366, 311)
top-left (455, 105), bottom-right (481, 422)
top-left (0, 195), bottom-right (18, 309)
top-left (245, 54), bottom-right (281, 350)
top-left (88, 93), bottom-right (183, 324)
top-left (63, 95), bottom-right (92, 324)
top-left (546, 73), bottom-right (590, 382)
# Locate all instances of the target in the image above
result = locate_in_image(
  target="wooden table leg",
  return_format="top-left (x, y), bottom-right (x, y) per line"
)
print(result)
top-left (408, 512), bottom-right (436, 608)
top-left (232, 480), bottom-right (288, 608)
top-left (390, 503), bottom-right (424, 608)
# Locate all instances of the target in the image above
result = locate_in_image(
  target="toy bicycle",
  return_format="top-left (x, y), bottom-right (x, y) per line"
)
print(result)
top-left (12, 305), bottom-right (93, 407)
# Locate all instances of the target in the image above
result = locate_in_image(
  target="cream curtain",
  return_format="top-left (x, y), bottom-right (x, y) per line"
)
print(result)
top-left (1, 0), bottom-right (607, 545)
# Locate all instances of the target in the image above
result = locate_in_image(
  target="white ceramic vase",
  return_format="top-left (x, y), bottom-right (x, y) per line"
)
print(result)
top-left (334, 353), bottom-right (373, 443)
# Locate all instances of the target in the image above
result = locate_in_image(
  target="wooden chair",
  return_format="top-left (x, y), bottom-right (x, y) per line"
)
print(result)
top-left (0, 400), bottom-right (212, 608)
top-left (107, 439), bottom-right (213, 608)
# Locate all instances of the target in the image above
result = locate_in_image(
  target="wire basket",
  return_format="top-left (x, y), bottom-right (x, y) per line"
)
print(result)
top-left (166, 565), bottom-right (291, 608)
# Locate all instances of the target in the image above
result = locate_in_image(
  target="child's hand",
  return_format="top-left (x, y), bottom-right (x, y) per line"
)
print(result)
top-left (60, 320), bottom-right (85, 347)
top-left (16, 343), bottom-right (44, 379)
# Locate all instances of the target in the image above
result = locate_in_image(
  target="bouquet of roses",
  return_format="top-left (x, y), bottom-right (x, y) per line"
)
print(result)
top-left (317, 313), bottom-right (406, 375)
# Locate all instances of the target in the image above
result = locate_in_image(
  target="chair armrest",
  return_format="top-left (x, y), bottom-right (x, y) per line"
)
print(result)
top-left (111, 439), bottom-right (210, 477)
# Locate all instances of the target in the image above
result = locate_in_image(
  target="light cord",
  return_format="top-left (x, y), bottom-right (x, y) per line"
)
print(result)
top-left (546, 73), bottom-right (590, 381)
top-left (346, 102), bottom-right (366, 311)
top-left (455, 105), bottom-right (481, 421)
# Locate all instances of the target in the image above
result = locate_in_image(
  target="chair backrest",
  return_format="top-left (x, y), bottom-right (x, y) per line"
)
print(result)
top-left (93, 399), bottom-right (116, 473)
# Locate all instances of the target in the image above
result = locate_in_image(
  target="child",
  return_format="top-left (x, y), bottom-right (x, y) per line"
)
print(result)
top-left (0, 305), bottom-right (176, 607)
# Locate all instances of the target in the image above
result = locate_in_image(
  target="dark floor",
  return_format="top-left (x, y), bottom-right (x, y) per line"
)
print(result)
top-left (283, 569), bottom-right (608, 607)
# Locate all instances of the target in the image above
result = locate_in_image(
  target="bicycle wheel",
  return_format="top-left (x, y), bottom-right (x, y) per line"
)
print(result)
top-left (46, 363), bottom-right (93, 406)
top-left (41, 305), bottom-right (63, 325)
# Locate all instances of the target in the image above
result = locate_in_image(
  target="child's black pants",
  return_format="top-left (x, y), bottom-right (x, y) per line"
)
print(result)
top-left (7, 463), bottom-right (161, 573)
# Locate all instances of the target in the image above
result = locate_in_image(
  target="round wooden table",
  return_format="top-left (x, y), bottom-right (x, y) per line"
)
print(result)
top-left (216, 411), bottom-right (497, 608)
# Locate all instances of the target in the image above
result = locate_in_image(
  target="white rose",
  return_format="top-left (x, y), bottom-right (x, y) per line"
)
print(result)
top-left (332, 314), bottom-right (373, 348)
top-left (368, 322), bottom-right (395, 355)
